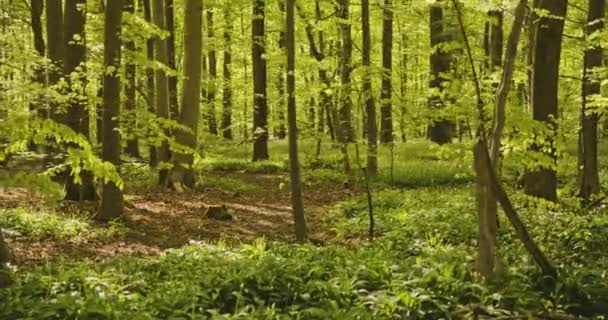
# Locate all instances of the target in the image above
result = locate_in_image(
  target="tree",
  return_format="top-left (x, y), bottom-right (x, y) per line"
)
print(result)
top-left (252, 0), bottom-right (269, 161)
top-left (361, 0), bottom-right (377, 177)
top-left (286, 0), bottom-right (307, 243)
top-left (143, 0), bottom-right (157, 167)
top-left (380, 0), bottom-right (393, 144)
top-left (428, 0), bottom-right (453, 145)
top-left (337, 0), bottom-right (354, 144)
top-left (97, 0), bottom-right (124, 222)
top-left (275, 1), bottom-right (287, 140)
top-left (152, 0), bottom-right (171, 187)
top-left (46, 0), bottom-right (65, 128)
top-left (29, 0), bottom-right (45, 128)
top-left (206, 8), bottom-right (219, 136)
top-left (64, 0), bottom-right (95, 201)
top-left (165, 0), bottom-right (179, 120)
top-left (221, 7), bottom-right (233, 140)
top-left (124, 0), bottom-right (140, 158)
top-left (523, 0), bottom-right (567, 202)
top-left (172, 0), bottom-right (202, 190)
top-left (578, 0), bottom-right (604, 201)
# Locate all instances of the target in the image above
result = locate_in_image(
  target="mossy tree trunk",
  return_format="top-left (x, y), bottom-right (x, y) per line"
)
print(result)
top-left (286, 0), bottom-right (307, 243)
top-left (252, 0), bottom-right (269, 161)
top-left (172, 0), bottom-right (203, 190)
top-left (97, 0), bottom-right (124, 222)
top-left (523, 0), bottom-right (567, 202)
top-left (578, 0), bottom-right (604, 201)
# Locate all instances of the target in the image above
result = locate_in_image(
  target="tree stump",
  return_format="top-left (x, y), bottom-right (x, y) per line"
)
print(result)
top-left (204, 205), bottom-right (233, 221)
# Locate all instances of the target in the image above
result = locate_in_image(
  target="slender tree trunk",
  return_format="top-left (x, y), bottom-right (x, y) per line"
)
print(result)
top-left (143, 0), bottom-right (157, 167)
top-left (221, 7), bottom-right (233, 140)
top-left (46, 0), bottom-right (64, 123)
top-left (428, 1), bottom-right (453, 145)
top-left (97, 0), bottom-right (124, 222)
top-left (579, 0), bottom-right (604, 201)
top-left (477, 0), bottom-right (528, 278)
top-left (276, 1), bottom-right (287, 140)
top-left (523, 0), bottom-right (567, 202)
top-left (64, 0), bottom-right (95, 201)
top-left (399, 31), bottom-right (407, 142)
top-left (165, 0), bottom-right (179, 120)
top-left (152, 0), bottom-right (171, 187)
top-left (361, 0), bottom-right (377, 177)
top-left (206, 9), bottom-right (219, 135)
top-left (286, 0), bottom-right (307, 243)
top-left (337, 0), bottom-right (354, 144)
top-left (29, 0), bottom-right (46, 132)
top-left (252, 0), bottom-right (269, 161)
top-left (380, 0), bottom-right (393, 144)
top-left (172, 0), bottom-right (202, 190)
top-left (124, 0), bottom-right (140, 158)
top-left (489, 8), bottom-right (504, 72)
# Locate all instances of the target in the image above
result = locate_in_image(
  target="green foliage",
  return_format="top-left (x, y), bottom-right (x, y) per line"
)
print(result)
top-left (0, 208), bottom-right (127, 242)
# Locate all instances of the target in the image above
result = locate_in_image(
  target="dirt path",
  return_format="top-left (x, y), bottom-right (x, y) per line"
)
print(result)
top-left (5, 172), bottom-right (357, 264)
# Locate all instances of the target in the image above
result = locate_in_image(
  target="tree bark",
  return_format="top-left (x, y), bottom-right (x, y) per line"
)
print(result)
top-left (337, 0), bottom-right (354, 144)
top-left (478, 0), bottom-right (528, 278)
top-left (221, 7), bottom-right (233, 140)
top-left (380, 0), bottom-right (393, 144)
top-left (124, 0), bottom-right (140, 158)
top-left (152, 0), bottom-right (171, 187)
top-left (205, 9), bottom-right (219, 136)
top-left (428, 1), bottom-right (453, 145)
top-left (252, 0), bottom-right (269, 161)
top-left (362, 0), bottom-right (377, 177)
top-left (64, 0), bottom-right (95, 201)
top-left (165, 0), bottom-right (179, 120)
top-left (143, 0), bottom-right (157, 167)
top-left (46, 0), bottom-right (65, 123)
top-left (97, 0), bottom-right (124, 222)
top-left (29, 0), bottom-right (46, 129)
top-left (524, 0), bottom-right (567, 202)
top-left (172, 0), bottom-right (202, 190)
top-left (578, 0), bottom-right (604, 201)
top-left (286, 0), bottom-right (307, 243)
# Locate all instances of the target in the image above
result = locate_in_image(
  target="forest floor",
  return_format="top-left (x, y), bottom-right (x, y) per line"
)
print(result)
top-left (2, 170), bottom-right (358, 264)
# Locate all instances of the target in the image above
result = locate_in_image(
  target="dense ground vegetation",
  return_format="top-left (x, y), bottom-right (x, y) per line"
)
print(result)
top-left (2, 0), bottom-right (608, 318)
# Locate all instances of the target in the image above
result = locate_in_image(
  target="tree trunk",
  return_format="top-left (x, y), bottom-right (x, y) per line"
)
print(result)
top-left (143, 0), bottom-right (157, 167)
top-left (124, 0), bottom-right (140, 158)
top-left (428, 1), bottom-right (453, 145)
top-left (380, 0), bottom-right (393, 144)
top-left (579, 0), bottom-right (604, 201)
top-left (97, 0), bottom-right (124, 222)
top-left (337, 0), bottom-right (354, 144)
top-left (478, 0), bottom-right (527, 278)
top-left (523, 0), bottom-right (567, 202)
top-left (286, 0), bottom-right (307, 243)
top-left (252, 0), bottom-right (269, 161)
top-left (489, 8), bottom-right (504, 71)
top-left (275, 1), bottom-right (287, 140)
top-left (46, 0), bottom-right (64, 123)
top-left (64, 0), bottom-right (95, 201)
top-left (165, 0), bottom-right (179, 120)
top-left (361, 0), bottom-right (377, 177)
top-left (206, 9), bottom-right (219, 135)
top-left (221, 7), bottom-right (233, 140)
top-left (29, 0), bottom-right (46, 131)
top-left (172, 0), bottom-right (202, 190)
top-left (152, 0), bottom-right (171, 187)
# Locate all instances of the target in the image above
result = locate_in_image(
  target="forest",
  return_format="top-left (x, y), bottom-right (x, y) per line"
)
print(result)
top-left (1, 0), bottom-right (608, 318)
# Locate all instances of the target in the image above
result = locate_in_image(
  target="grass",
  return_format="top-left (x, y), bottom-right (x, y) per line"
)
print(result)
top-left (0, 207), bottom-right (128, 242)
